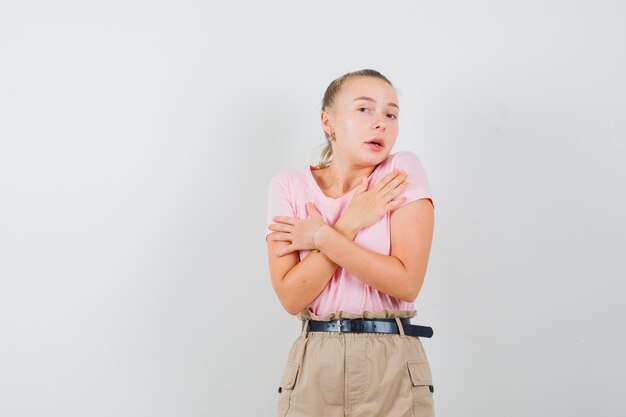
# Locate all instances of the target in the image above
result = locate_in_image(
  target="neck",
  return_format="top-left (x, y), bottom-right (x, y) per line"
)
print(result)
top-left (321, 158), bottom-right (377, 194)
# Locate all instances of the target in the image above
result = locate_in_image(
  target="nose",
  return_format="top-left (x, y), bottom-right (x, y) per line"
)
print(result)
top-left (373, 116), bottom-right (387, 131)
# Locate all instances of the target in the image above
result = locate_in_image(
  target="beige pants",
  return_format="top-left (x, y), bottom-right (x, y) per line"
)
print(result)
top-left (276, 309), bottom-right (435, 417)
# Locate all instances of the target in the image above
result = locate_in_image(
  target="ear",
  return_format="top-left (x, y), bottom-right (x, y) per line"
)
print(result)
top-left (320, 110), bottom-right (333, 137)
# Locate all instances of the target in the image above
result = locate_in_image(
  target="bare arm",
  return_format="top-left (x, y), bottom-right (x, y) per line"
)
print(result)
top-left (266, 216), bottom-right (359, 315)
top-left (266, 169), bottom-right (414, 314)
top-left (313, 198), bottom-right (434, 302)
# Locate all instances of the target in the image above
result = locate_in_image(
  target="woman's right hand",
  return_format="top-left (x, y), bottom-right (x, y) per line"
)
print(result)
top-left (341, 169), bottom-right (409, 232)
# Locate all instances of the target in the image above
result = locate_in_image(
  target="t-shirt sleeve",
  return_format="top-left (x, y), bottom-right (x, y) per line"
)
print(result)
top-left (393, 151), bottom-right (435, 210)
top-left (265, 173), bottom-right (295, 241)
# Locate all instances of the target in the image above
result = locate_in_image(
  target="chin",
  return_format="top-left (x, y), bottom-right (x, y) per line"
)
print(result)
top-left (362, 151), bottom-right (390, 166)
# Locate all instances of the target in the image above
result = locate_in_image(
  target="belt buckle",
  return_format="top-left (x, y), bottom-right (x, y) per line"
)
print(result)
top-left (336, 319), bottom-right (363, 332)
top-left (337, 319), bottom-right (345, 332)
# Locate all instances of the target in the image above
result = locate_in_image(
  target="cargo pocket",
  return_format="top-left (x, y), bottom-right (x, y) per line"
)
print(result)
top-left (276, 362), bottom-right (299, 417)
top-left (407, 360), bottom-right (435, 417)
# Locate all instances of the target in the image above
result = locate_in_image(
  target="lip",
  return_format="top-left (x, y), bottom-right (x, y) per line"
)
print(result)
top-left (365, 137), bottom-right (385, 147)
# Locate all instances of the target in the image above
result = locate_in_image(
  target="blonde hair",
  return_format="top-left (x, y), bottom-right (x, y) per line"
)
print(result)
top-left (317, 69), bottom-right (394, 169)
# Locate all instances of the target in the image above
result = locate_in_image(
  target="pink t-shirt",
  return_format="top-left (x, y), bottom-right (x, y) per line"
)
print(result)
top-left (265, 151), bottom-right (434, 315)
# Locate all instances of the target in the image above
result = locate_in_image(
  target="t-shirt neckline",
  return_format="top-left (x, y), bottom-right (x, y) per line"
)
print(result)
top-left (305, 163), bottom-right (382, 202)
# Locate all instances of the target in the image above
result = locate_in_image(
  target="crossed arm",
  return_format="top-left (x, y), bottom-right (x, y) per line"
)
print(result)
top-left (266, 198), bottom-right (434, 315)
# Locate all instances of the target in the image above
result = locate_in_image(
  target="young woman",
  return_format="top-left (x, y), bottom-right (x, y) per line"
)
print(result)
top-left (265, 69), bottom-right (436, 417)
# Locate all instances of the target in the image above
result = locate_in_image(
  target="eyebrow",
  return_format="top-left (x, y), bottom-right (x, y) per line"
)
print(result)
top-left (353, 96), bottom-right (399, 110)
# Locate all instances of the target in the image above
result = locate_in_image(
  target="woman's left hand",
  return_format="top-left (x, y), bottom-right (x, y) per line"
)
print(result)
top-left (268, 202), bottom-right (326, 256)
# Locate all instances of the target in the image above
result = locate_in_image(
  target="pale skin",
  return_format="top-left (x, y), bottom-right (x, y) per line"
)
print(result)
top-left (266, 76), bottom-right (434, 316)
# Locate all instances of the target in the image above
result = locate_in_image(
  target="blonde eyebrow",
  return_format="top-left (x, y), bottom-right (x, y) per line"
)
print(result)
top-left (353, 96), bottom-right (399, 110)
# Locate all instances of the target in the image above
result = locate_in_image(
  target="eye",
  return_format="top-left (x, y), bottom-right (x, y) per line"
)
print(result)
top-left (387, 113), bottom-right (398, 119)
top-left (358, 107), bottom-right (370, 112)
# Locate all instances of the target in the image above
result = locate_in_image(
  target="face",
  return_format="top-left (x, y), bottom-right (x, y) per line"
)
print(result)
top-left (321, 76), bottom-right (399, 167)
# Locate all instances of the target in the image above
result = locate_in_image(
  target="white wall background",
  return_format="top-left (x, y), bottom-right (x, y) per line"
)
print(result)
top-left (1, 1), bottom-right (624, 416)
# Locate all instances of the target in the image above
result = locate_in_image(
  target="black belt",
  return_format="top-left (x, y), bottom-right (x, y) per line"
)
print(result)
top-left (303, 318), bottom-right (433, 338)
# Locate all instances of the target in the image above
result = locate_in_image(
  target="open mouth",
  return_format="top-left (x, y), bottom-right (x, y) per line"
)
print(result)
top-left (365, 138), bottom-right (385, 149)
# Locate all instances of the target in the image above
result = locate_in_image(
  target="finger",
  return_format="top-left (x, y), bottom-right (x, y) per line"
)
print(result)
top-left (276, 244), bottom-right (295, 256)
top-left (306, 202), bottom-right (324, 218)
top-left (272, 216), bottom-right (297, 225)
top-left (379, 173), bottom-right (408, 197)
top-left (387, 196), bottom-right (408, 212)
top-left (354, 175), bottom-right (369, 194)
top-left (306, 202), bottom-right (321, 213)
top-left (373, 169), bottom-right (406, 192)
top-left (269, 233), bottom-right (291, 242)
top-left (382, 179), bottom-right (409, 199)
top-left (268, 223), bottom-right (293, 233)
